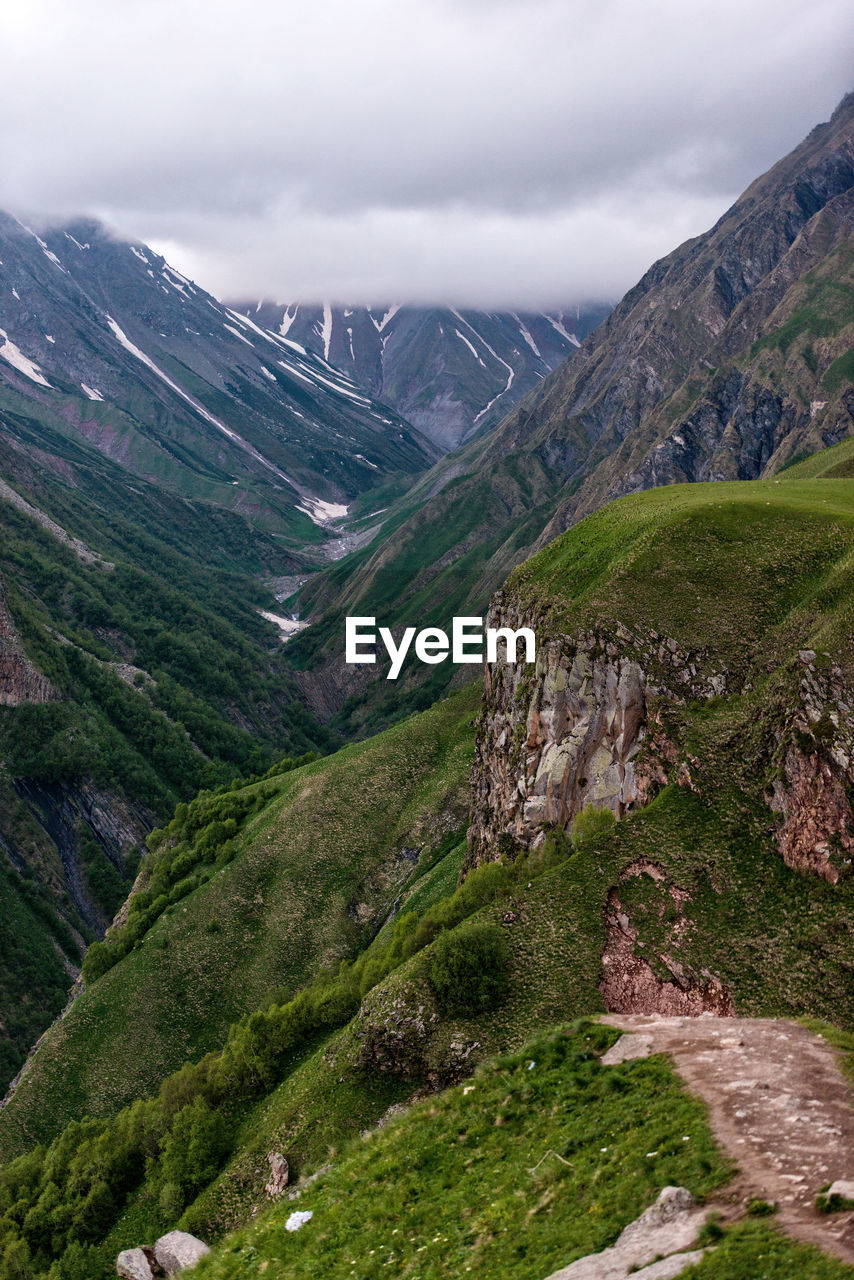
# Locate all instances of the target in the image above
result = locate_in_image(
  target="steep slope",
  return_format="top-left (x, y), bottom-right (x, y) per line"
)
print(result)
top-left (286, 92), bottom-right (854, 731)
top-left (0, 685), bottom-right (478, 1157)
top-left (1, 472), bottom-right (854, 1280)
top-left (231, 302), bottom-right (609, 451)
top-left (0, 456), bottom-right (335, 1093)
top-left (0, 214), bottom-right (436, 536)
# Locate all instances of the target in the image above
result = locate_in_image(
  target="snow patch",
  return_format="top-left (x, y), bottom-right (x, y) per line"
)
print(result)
top-left (513, 313), bottom-right (542, 359)
top-left (224, 323), bottom-right (255, 347)
top-left (0, 329), bottom-right (51, 386)
top-left (450, 310), bottom-right (516, 421)
top-left (298, 496), bottom-right (349, 527)
top-left (321, 302), bottom-right (333, 361)
top-left (81, 383), bottom-right (104, 401)
top-left (544, 312), bottom-right (581, 347)
top-left (355, 453), bottom-right (379, 470)
top-left (454, 328), bottom-right (486, 366)
top-left (260, 366), bottom-right (277, 382)
top-left (278, 304), bottom-right (299, 338)
top-left (278, 360), bottom-right (371, 404)
top-left (65, 233), bottom-right (90, 251)
top-left (130, 246), bottom-right (150, 265)
top-left (378, 304), bottom-right (400, 332)
top-left (258, 609), bottom-right (308, 642)
top-left (106, 315), bottom-right (242, 441)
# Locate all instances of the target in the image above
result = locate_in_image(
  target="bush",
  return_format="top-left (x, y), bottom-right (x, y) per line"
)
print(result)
top-left (429, 921), bottom-right (509, 1016)
top-left (571, 803), bottom-right (616, 849)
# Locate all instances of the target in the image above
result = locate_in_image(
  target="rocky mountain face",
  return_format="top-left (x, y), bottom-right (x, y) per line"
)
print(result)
top-left (289, 94), bottom-right (854, 730)
top-left (230, 302), bottom-right (609, 451)
top-left (465, 477), bottom-right (854, 1019)
top-left (0, 214), bottom-right (436, 536)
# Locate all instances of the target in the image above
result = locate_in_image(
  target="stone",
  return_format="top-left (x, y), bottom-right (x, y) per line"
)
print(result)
top-left (544, 1186), bottom-right (708, 1279)
top-left (600, 1034), bottom-right (654, 1065)
top-left (154, 1231), bottom-right (211, 1274)
top-left (116, 1249), bottom-right (154, 1280)
top-left (265, 1150), bottom-right (289, 1199)
top-left (827, 1180), bottom-right (854, 1202)
top-left (285, 1209), bottom-right (313, 1232)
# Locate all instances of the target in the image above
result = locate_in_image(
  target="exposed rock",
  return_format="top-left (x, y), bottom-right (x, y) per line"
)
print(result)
top-left (153, 1231), bottom-right (211, 1274)
top-left (768, 655), bottom-right (854, 883)
top-left (600, 1034), bottom-right (655, 1065)
top-left (265, 1150), bottom-right (290, 1199)
top-left (599, 866), bottom-right (734, 1018)
top-left (544, 1186), bottom-right (708, 1279)
top-left (467, 601), bottom-right (725, 868)
top-left (116, 1248), bottom-right (154, 1280)
top-left (827, 1180), bottom-right (854, 1203)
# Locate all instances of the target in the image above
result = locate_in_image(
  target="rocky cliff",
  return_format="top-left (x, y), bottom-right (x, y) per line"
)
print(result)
top-left (468, 595), bottom-right (854, 890)
top-left (467, 600), bottom-right (729, 866)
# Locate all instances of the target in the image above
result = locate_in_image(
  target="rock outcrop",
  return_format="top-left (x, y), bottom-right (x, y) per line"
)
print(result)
top-left (768, 651), bottom-right (854, 883)
top-left (154, 1231), bottom-right (211, 1274)
top-left (467, 597), bottom-right (725, 868)
top-left (265, 1150), bottom-right (290, 1199)
top-left (116, 1248), bottom-right (156, 1280)
top-left (544, 1186), bottom-right (708, 1280)
top-left (117, 1232), bottom-right (211, 1277)
top-left (600, 867), bottom-right (734, 1017)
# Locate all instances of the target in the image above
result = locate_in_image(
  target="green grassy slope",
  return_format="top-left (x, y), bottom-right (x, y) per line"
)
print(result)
top-left (507, 476), bottom-right (854, 678)
top-left (190, 1026), bottom-right (854, 1280)
top-left (2, 476), bottom-right (854, 1278)
top-left (0, 432), bottom-right (337, 1090)
top-left (0, 685), bottom-right (479, 1158)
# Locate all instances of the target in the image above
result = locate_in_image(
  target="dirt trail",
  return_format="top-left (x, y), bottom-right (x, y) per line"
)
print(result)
top-left (602, 1015), bottom-right (854, 1267)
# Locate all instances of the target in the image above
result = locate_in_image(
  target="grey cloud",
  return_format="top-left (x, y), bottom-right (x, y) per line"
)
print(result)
top-left (1, 0), bottom-right (852, 306)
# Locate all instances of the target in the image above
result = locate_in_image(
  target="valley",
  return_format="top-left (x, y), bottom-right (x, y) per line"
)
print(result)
top-left (0, 80), bottom-right (853, 1280)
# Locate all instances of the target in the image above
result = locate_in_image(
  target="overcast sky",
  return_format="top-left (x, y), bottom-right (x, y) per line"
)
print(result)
top-left (2, 0), bottom-right (852, 307)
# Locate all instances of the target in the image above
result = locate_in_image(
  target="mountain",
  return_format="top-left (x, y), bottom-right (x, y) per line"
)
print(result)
top-left (0, 419), bottom-right (339, 1092)
top-left (1, 461), bottom-right (853, 1278)
top-left (0, 214), bottom-right (452, 1091)
top-left (0, 215), bottom-right (436, 538)
top-left (229, 302), bottom-right (610, 451)
top-left (285, 93), bottom-right (854, 734)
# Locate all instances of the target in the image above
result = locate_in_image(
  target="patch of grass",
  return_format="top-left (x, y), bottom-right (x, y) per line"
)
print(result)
top-left (679, 1218), bottom-right (854, 1278)
top-left (193, 1024), bottom-right (732, 1280)
top-left (799, 1020), bottom-right (854, 1086)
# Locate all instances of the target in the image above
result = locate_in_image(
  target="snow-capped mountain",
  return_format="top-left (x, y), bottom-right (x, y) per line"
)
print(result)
top-left (229, 302), bottom-right (611, 451)
top-left (0, 216), bottom-right (436, 534)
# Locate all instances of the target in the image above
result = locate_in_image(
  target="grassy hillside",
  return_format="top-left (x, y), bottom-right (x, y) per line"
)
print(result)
top-left (507, 476), bottom-right (854, 681)
top-left (0, 685), bottom-right (479, 1158)
top-left (0, 428), bottom-right (339, 1091)
top-left (2, 475), bottom-right (854, 1278)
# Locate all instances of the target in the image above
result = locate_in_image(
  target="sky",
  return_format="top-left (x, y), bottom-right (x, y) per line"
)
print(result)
top-left (1, 0), bottom-right (853, 308)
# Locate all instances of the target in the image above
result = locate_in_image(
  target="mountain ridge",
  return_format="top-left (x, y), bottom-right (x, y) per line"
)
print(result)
top-left (230, 301), bottom-right (610, 451)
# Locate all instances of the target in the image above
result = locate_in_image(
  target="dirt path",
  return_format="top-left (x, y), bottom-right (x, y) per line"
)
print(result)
top-left (601, 1015), bottom-right (854, 1267)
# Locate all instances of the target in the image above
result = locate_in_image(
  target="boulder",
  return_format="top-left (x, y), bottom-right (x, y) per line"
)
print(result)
top-left (265, 1150), bottom-right (289, 1199)
top-left (116, 1248), bottom-right (154, 1280)
top-left (154, 1231), bottom-right (211, 1274)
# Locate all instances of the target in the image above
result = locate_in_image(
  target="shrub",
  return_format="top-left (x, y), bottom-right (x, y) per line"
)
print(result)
top-left (429, 921), bottom-right (509, 1016)
top-left (571, 803), bottom-right (616, 849)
